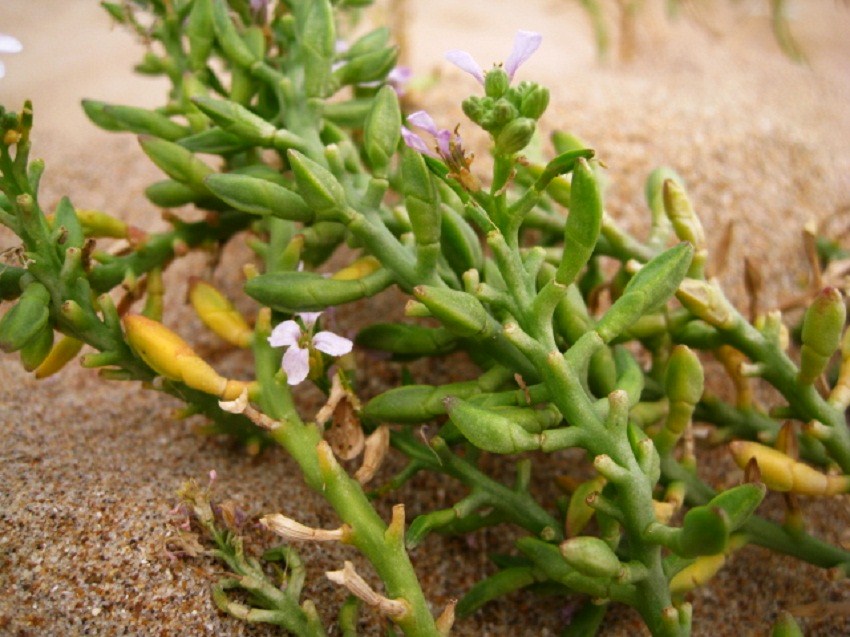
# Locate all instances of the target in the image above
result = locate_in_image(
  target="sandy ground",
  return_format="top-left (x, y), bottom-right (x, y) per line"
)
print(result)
top-left (1, 1), bottom-right (850, 635)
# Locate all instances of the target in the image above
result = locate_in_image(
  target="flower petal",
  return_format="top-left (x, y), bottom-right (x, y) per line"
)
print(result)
top-left (401, 127), bottom-right (436, 157)
top-left (282, 345), bottom-right (310, 385)
top-left (268, 320), bottom-right (301, 348)
top-left (313, 331), bottom-right (353, 357)
top-left (444, 49), bottom-right (484, 84)
top-left (299, 311), bottom-right (322, 329)
top-left (407, 110), bottom-right (439, 136)
top-left (504, 30), bottom-right (542, 79)
top-left (434, 129), bottom-right (453, 159)
top-left (0, 34), bottom-right (22, 54)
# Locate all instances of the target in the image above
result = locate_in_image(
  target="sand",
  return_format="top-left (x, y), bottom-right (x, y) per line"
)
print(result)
top-left (1, 1), bottom-right (850, 635)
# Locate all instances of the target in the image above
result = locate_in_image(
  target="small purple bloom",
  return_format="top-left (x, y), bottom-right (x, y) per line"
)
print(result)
top-left (0, 33), bottom-right (22, 80)
top-left (268, 312), bottom-right (352, 386)
top-left (401, 110), bottom-right (459, 161)
top-left (445, 30), bottom-right (542, 85)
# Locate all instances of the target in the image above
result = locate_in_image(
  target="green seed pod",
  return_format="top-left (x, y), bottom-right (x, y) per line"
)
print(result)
top-left (333, 47), bottom-right (398, 86)
top-left (440, 205), bottom-right (483, 276)
top-left (556, 158), bottom-right (602, 286)
top-left (519, 84), bottom-right (550, 119)
top-left (364, 86), bottom-right (402, 175)
top-left (595, 243), bottom-right (694, 343)
top-left (204, 173), bottom-right (313, 222)
top-left (704, 483), bottom-right (766, 532)
top-left (443, 396), bottom-right (539, 453)
top-left (559, 536), bottom-right (622, 579)
top-left (799, 287), bottom-right (846, 385)
top-left (657, 345), bottom-right (704, 455)
top-left (494, 117), bottom-right (535, 155)
top-left (535, 148), bottom-right (595, 191)
top-left (0, 281), bottom-right (50, 353)
top-left (300, 0), bottom-right (336, 97)
top-left (244, 269), bottom-right (393, 313)
top-left (287, 150), bottom-right (348, 220)
top-left (355, 322), bottom-right (457, 359)
top-left (187, 0), bottom-right (214, 71)
top-left (20, 324), bottom-right (53, 372)
top-left (145, 180), bottom-right (203, 207)
top-left (644, 167), bottom-right (681, 248)
top-left (191, 96), bottom-right (276, 145)
top-left (0, 265), bottom-right (26, 301)
top-left (138, 136), bottom-right (213, 193)
top-left (413, 285), bottom-right (494, 338)
top-left (402, 148), bottom-right (441, 247)
top-left (178, 128), bottom-right (249, 154)
top-left (81, 101), bottom-right (189, 141)
top-left (210, 0), bottom-right (257, 68)
top-left (342, 27), bottom-right (390, 59)
top-left (663, 179), bottom-right (706, 278)
top-left (676, 278), bottom-right (738, 330)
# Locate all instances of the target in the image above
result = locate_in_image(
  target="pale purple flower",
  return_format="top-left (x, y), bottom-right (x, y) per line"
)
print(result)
top-left (445, 30), bottom-right (542, 85)
top-left (401, 110), bottom-right (480, 190)
top-left (268, 312), bottom-right (352, 385)
top-left (0, 34), bottom-right (22, 80)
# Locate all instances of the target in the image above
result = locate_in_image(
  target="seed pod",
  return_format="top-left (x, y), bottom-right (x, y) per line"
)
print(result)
top-left (663, 179), bottom-right (706, 278)
top-left (402, 148), bottom-right (441, 246)
top-left (139, 136), bottom-right (213, 193)
top-left (123, 314), bottom-right (246, 399)
top-left (210, 0), bottom-right (257, 68)
top-left (34, 335), bottom-right (84, 379)
top-left (363, 86), bottom-right (401, 174)
top-left (440, 205), bottom-right (483, 276)
top-left (355, 322), bottom-right (457, 359)
top-left (729, 440), bottom-right (850, 496)
top-left (559, 536), bottom-right (622, 579)
top-left (145, 180), bottom-right (203, 207)
top-left (494, 117), bottom-right (536, 156)
top-left (556, 158), bottom-right (602, 286)
top-left (287, 150), bottom-right (347, 220)
top-left (0, 281), bottom-right (50, 353)
top-left (798, 287), bottom-right (846, 385)
top-left (19, 324), bottom-right (54, 372)
top-left (204, 173), bottom-right (313, 222)
top-left (413, 286), bottom-right (495, 338)
top-left (443, 397), bottom-right (540, 453)
top-left (187, 0), bottom-right (214, 71)
top-left (676, 278), bottom-right (737, 330)
top-left (333, 47), bottom-right (398, 86)
top-left (300, 0), bottom-right (336, 97)
top-left (245, 269), bottom-right (394, 313)
top-left (595, 243), bottom-right (694, 343)
top-left (189, 279), bottom-right (252, 348)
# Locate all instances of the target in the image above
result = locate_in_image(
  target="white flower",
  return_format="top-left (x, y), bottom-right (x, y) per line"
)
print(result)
top-left (445, 30), bottom-right (542, 85)
top-left (268, 312), bottom-right (352, 385)
top-left (0, 34), bottom-right (22, 80)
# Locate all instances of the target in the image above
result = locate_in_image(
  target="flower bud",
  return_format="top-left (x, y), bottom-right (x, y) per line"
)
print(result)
top-left (520, 84), bottom-right (549, 119)
top-left (484, 68), bottom-right (510, 98)
top-left (494, 117), bottom-right (535, 155)
top-left (461, 97), bottom-right (486, 125)
top-left (798, 287), bottom-right (846, 385)
top-left (364, 86), bottom-right (401, 174)
top-left (413, 285), bottom-right (494, 338)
